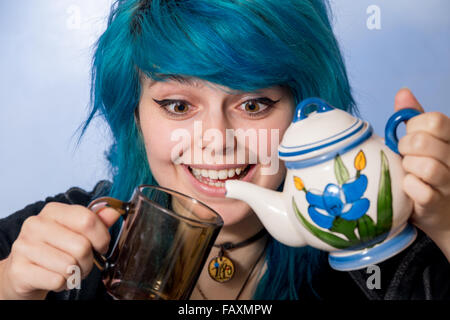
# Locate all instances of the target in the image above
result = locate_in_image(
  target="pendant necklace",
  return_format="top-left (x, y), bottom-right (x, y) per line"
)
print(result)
top-left (207, 228), bottom-right (267, 283)
top-left (198, 234), bottom-right (268, 300)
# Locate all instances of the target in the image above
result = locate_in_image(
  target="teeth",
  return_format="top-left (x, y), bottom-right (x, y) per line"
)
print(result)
top-left (190, 166), bottom-right (248, 184)
top-left (218, 170), bottom-right (228, 180)
top-left (192, 168), bottom-right (201, 177)
top-left (208, 170), bottom-right (218, 180)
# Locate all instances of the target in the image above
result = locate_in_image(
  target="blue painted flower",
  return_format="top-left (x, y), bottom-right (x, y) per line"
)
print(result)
top-left (305, 175), bottom-right (370, 229)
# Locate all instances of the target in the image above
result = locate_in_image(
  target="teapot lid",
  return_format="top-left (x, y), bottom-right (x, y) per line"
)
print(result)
top-left (278, 98), bottom-right (372, 165)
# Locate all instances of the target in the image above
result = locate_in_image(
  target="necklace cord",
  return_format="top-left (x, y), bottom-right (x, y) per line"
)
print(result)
top-left (214, 228), bottom-right (268, 251)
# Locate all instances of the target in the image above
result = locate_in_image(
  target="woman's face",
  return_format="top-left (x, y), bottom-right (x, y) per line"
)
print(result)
top-left (138, 76), bottom-right (294, 226)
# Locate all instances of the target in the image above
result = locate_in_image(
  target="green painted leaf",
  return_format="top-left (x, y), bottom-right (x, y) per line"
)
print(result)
top-left (330, 217), bottom-right (358, 242)
top-left (292, 198), bottom-right (354, 249)
top-left (357, 215), bottom-right (376, 243)
top-left (376, 150), bottom-right (393, 235)
top-left (334, 154), bottom-right (350, 185)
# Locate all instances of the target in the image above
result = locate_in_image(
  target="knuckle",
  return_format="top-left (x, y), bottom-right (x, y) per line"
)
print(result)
top-left (8, 264), bottom-right (34, 296)
top-left (8, 258), bottom-right (26, 280)
top-left (402, 156), bottom-right (412, 170)
top-left (49, 274), bottom-right (67, 291)
top-left (11, 239), bottom-right (28, 256)
top-left (72, 237), bottom-right (92, 260)
top-left (418, 187), bottom-right (436, 206)
top-left (427, 112), bottom-right (446, 132)
top-left (411, 132), bottom-right (428, 151)
top-left (78, 260), bottom-right (93, 279)
top-left (41, 202), bottom-right (62, 215)
top-left (66, 256), bottom-right (79, 270)
top-left (21, 215), bottom-right (40, 233)
top-left (76, 208), bottom-right (97, 232)
top-left (423, 160), bottom-right (439, 181)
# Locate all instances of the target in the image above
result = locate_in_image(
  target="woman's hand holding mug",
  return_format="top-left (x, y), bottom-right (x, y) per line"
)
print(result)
top-left (0, 203), bottom-right (120, 300)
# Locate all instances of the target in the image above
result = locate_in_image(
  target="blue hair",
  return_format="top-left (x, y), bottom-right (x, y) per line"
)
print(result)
top-left (81, 0), bottom-right (356, 299)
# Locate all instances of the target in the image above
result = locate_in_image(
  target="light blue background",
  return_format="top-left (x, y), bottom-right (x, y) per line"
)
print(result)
top-left (1, 0), bottom-right (449, 218)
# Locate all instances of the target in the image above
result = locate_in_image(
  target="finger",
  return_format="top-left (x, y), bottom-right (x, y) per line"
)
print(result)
top-left (15, 239), bottom-right (80, 282)
top-left (398, 131), bottom-right (450, 167)
top-left (394, 87), bottom-right (425, 113)
top-left (96, 207), bottom-right (122, 229)
top-left (21, 216), bottom-right (94, 277)
top-left (405, 112), bottom-right (450, 142)
top-left (403, 173), bottom-right (442, 209)
top-left (12, 256), bottom-right (67, 295)
top-left (402, 156), bottom-right (450, 194)
top-left (41, 203), bottom-right (112, 255)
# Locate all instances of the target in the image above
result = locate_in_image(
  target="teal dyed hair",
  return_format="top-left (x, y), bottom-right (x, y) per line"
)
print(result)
top-left (82, 0), bottom-right (356, 299)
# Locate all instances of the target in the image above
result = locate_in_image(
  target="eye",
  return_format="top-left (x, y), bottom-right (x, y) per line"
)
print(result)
top-left (153, 99), bottom-right (192, 117)
top-left (239, 98), bottom-right (280, 117)
top-left (171, 101), bottom-right (189, 113)
top-left (244, 101), bottom-right (263, 113)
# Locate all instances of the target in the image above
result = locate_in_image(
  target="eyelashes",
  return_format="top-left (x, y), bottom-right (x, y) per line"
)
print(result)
top-left (153, 99), bottom-right (190, 117)
top-left (240, 98), bottom-right (281, 117)
top-left (152, 97), bottom-right (280, 119)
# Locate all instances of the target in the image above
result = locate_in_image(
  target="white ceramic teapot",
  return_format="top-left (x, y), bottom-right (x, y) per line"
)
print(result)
top-left (225, 97), bottom-right (421, 271)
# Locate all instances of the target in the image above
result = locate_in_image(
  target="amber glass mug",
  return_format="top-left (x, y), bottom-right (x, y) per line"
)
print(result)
top-left (88, 185), bottom-right (223, 300)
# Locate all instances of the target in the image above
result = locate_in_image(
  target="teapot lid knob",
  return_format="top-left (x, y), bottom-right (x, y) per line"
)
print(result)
top-left (293, 97), bottom-right (334, 123)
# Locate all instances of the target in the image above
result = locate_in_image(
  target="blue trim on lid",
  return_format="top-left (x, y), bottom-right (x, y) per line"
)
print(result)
top-left (279, 121), bottom-right (365, 158)
top-left (281, 119), bottom-right (361, 150)
top-left (283, 125), bottom-right (373, 169)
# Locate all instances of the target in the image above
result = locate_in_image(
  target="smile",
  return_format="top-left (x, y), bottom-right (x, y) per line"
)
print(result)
top-left (190, 165), bottom-right (251, 187)
top-left (182, 164), bottom-right (256, 197)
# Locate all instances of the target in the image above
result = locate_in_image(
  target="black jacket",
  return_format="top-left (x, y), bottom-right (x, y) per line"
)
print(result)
top-left (0, 181), bottom-right (448, 300)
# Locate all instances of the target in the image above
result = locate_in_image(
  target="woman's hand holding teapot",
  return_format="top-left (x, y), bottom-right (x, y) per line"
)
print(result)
top-left (395, 88), bottom-right (450, 261)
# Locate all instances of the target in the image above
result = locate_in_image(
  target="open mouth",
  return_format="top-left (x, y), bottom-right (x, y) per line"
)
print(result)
top-left (182, 164), bottom-right (256, 197)
top-left (188, 165), bottom-right (252, 188)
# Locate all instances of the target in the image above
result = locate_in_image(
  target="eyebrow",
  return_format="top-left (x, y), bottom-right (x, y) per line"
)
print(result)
top-left (149, 74), bottom-right (204, 88)
top-left (147, 74), bottom-right (263, 97)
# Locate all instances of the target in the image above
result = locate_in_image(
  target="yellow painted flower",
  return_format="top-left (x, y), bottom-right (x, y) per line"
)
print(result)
top-left (293, 176), bottom-right (305, 191)
top-left (354, 150), bottom-right (366, 171)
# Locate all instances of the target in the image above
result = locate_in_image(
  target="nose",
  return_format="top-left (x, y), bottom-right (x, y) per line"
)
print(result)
top-left (195, 110), bottom-right (235, 164)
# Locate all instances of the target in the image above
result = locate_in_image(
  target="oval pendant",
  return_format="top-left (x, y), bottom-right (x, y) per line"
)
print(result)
top-left (208, 255), bottom-right (235, 283)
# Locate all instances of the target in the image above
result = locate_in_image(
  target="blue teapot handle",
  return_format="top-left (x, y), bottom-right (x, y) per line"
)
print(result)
top-left (293, 97), bottom-right (334, 123)
top-left (385, 108), bottom-right (421, 154)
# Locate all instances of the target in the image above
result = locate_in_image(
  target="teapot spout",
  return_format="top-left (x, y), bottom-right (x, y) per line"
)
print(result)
top-left (225, 180), bottom-right (306, 246)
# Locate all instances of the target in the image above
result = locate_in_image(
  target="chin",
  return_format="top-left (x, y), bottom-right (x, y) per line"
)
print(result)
top-left (206, 200), bottom-right (254, 226)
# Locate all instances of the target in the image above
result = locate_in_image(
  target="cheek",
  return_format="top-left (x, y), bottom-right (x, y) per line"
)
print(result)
top-left (255, 115), bottom-right (292, 172)
top-left (140, 118), bottom-right (179, 175)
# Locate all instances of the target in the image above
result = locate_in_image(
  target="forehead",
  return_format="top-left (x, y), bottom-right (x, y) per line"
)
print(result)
top-left (148, 75), bottom-right (205, 88)
top-left (143, 74), bottom-right (287, 97)
top-left (143, 75), bottom-right (244, 96)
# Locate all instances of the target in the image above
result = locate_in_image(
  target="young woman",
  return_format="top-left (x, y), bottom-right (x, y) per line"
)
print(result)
top-left (0, 0), bottom-right (449, 300)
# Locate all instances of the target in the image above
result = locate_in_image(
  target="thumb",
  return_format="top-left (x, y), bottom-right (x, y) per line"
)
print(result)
top-left (394, 87), bottom-right (425, 113)
top-left (95, 207), bottom-right (122, 228)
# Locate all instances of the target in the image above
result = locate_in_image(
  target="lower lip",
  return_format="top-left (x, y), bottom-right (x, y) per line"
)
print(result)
top-left (182, 165), bottom-right (257, 197)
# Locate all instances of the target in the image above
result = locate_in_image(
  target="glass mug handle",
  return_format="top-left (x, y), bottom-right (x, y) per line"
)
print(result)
top-left (87, 197), bottom-right (131, 271)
